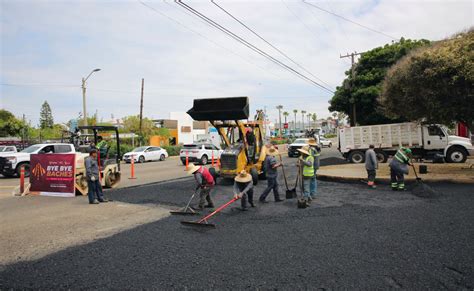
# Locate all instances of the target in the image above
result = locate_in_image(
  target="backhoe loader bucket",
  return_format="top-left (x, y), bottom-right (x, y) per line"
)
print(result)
top-left (187, 97), bottom-right (249, 121)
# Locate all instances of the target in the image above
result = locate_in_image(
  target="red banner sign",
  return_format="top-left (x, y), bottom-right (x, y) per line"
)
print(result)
top-left (30, 154), bottom-right (76, 197)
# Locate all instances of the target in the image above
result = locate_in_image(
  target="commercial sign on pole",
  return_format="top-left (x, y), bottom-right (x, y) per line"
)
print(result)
top-left (283, 123), bottom-right (289, 129)
top-left (30, 154), bottom-right (76, 197)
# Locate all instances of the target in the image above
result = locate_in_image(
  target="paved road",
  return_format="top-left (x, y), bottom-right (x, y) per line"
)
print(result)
top-left (1, 160), bottom-right (473, 289)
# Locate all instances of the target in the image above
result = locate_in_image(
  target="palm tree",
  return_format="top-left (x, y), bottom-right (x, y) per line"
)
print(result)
top-left (312, 113), bottom-right (317, 128)
top-left (307, 113), bottom-right (312, 129)
top-left (293, 109), bottom-right (298, 134)
top-left (276, 105), bottom-right (283, 137)
top-left (301, 110), bottom-right (306, 131)
top-left (283, 111), bottom-right (289, 136)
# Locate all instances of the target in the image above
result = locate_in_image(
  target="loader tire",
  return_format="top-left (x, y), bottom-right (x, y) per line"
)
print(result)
top-left (250, 168), bottom-right (259, 186)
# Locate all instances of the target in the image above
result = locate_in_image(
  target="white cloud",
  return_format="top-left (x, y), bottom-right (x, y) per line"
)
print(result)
top-left (1, 0), bottom-right (472, 124)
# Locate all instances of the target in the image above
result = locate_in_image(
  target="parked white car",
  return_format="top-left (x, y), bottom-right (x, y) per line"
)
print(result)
top-left (179, 143), bottom-right (223, 165)
top-left (319, 137), bottom-right (333, 148)
top-left (287, 138), bottom-right (310, 157)
top-left (123, 146), bottom-right (168, 163)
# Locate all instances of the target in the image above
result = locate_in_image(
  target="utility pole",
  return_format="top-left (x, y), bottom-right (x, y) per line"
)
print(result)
top-left (340, 51), bottom-right (362, 126)
top-left (139, 78), bottom-right (144, 136)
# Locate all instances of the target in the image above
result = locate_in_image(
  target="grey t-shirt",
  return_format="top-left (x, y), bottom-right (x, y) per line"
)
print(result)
top-left (365, 149), bottom-right (378, 170)
top-left (265, 156), bottom-right (278, 178)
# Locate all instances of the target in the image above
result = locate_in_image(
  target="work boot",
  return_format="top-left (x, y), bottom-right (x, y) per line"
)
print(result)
top-left (205, 204), bottom-right (214, 208)
top-left (249, 201), bottom-right (255, 207)
top-left (99, 199), bottom-right (109, 203)
top-left (391, 187), bottom-right (398, 191)
top-left (259, 199), bottom-right (268, 203)
top-left (197, 205), bottom-right (204, 210)
top-left (241, 207), bottom-right (248, 211)
top-left (275, 198), bottom-right (284, 202)
top-left (89, 200), bottom-right (99, 205)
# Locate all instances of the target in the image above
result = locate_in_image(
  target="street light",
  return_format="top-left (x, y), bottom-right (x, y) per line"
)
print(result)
top-left (81, 68), bottom-right (101, 127)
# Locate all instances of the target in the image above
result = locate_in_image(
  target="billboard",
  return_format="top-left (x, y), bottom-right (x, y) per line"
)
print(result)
top-left (30, 154), bottom-right (76, 197)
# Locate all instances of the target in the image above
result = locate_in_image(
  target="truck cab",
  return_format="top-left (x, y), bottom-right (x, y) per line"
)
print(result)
top-left (423, 125), bottom-right (474, 163)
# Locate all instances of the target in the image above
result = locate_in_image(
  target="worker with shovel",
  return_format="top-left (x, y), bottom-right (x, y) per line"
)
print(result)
top-left (233, 170), bottom-right (255, 211)
top-left (308, 139), bottom-right (320, 199)
top-left (297, 146), bottom-right (314, 205)
top-left (186, 163), bottom-right (215, 210)
top-left (389, 147), bottom-right (412, 191)
top-left (259, 146), bottom-right (283, 203)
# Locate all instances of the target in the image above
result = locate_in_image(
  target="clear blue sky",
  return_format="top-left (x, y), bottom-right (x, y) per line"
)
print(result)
top-left (1, 0), bottom-right (472, 125)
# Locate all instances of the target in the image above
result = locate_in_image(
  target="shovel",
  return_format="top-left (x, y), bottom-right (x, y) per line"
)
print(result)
top-left (410, 163), bottom-right (437, 198)
top-left (181, 197), bottom-right (239, 228)
top-left (296, 165), bottom-right (307, 208)
top-left (170, 189), bottom-right (199, 215)
top-left (279, 155), bottom-right (297, 199)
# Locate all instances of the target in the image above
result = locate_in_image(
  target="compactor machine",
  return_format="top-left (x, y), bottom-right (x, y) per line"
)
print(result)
top-left (64, 125), bottom-right (122, 195)
top-left (187, 97), bottom-right (267, 184)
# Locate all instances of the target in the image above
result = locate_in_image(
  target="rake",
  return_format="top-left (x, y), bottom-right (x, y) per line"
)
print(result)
top-left (170, 189), bottom-right (199, 215)
top-left (181, 197), bottom-right (239, 228)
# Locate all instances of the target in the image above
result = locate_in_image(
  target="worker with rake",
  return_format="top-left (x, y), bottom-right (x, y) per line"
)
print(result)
top-left (297, 146), bottom-right (314, 205)
top-left (308, 138), bottom-right (320, 199)
top-left (259, 146), bottom-right (284, 203)
top-left (233, 170), bottom-right (255, 211)
top-left (186, 163), bottom-right (215, 210)
top-left (389, 147), bottom-right (412, 191)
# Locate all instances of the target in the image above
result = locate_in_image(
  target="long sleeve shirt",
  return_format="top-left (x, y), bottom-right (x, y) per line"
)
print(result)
top-left (233, 181), bottom-right (253, 195)
top-left (365, 149), bottom-right (378, 170)
top-left (85, 156), bottom-right (99, 180)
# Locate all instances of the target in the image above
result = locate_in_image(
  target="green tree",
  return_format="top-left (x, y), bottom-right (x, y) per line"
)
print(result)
top-left (0, 110), bottom-right (28, 137)
top-left (329, 38), bottom-right (430, 126)
top-left (39, 101), bottom-right (54, 129)
top-left (380, 29), bottom-right (474, 130)
top-left (121, 115), bottom-right (162, 139)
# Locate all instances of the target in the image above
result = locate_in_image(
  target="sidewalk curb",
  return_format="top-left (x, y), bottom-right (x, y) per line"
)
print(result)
top-left (316, 173), bottom-right (474, 185)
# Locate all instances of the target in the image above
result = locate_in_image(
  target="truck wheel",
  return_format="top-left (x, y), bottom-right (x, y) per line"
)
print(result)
top-left (376, 152), bottom-right (388, 163)
top-left (200, 155), bottom-right (208, 165)
top-left (348, 151), bottom-right (365, 164)
top-left (250, 168), bottom-right (259, 186)
top-left (16, 162), bottom-right (30, 177)
top-left (446, 146), bottom-right (467, 163)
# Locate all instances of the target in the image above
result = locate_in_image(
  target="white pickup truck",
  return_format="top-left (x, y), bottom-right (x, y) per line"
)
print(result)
top-left (0, 143), bottom-right (76, 177)
top-left (338, 122), bottom-right (474, 163)
top-left (0, 145), bottom-right (18, 156)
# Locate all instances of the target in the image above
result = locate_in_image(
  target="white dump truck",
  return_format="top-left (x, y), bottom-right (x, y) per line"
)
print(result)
top-left (338, 122), bottom-right (474, 163)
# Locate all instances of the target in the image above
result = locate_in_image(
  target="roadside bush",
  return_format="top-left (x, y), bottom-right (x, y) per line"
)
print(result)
top-left (163, 145), bottom-right (182, 156)
top-left (324, 134), bottom-right (337, 138)
top-left (270, 138), bottom-right (290, 145)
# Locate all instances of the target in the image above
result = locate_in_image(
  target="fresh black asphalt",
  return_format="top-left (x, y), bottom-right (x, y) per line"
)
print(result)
top-left (1, 156), bottom-right (473, 290)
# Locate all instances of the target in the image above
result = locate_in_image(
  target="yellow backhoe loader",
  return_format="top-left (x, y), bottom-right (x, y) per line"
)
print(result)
top-left (187, 97), bottom-right (267, 184)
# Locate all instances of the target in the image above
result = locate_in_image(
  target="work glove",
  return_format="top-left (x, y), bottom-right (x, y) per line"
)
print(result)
top-left (91, 176), bottom-right (96, 182)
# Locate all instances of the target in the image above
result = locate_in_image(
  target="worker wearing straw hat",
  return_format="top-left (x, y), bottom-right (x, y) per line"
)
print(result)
top-left (186, 163), bottom-right (215, 210)
top-left (308, 138), bottom-right (320, 199)
top-left (233, 170), bottom-right (255, 211)
top-left (259, 146), bottom-right (284, 203)
top-left (297, 146), bottom-right (314, 204)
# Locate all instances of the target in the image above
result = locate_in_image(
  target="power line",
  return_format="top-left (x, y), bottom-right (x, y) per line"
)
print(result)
top-left (302, 0), bottom-right (398, 40)
top-left (175, 0), bottom-right (333, 93)
top-left (1, 83), bottom-right (79, 88)
top-left (137, 1), bottom-right (282, 80)
top-left (211, 0), bottom-right (334, 90)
